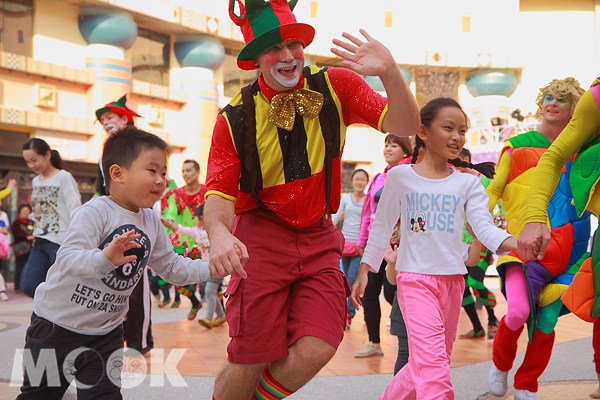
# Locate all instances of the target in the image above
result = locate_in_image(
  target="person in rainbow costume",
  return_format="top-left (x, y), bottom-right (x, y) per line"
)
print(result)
top-left (520, 76), bottom-right (600, 398)
top-left (486, 78), bottom-right (590, 400)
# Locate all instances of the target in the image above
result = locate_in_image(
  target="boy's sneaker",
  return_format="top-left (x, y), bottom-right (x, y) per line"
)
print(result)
top-left (487, 323), bottom-right (498, 339)
top-left (212, 317), bottom-right (227, 327)
top-left (488, 363), bottom-right (508, 396)
top-left (198, 319), bottom-right (212, 329)
top-left (0, 292), bottom-right (8, 301)
top-left (354, 342), bottom-right (383, 358)
top-left (514, 389), bottom-right (539, 400)
top-left (345, 315), bottom-right (352, 330)
top-left (170, 300), bottom-right (180, 309)
top-left (459, 329), bottom-right (485, 339)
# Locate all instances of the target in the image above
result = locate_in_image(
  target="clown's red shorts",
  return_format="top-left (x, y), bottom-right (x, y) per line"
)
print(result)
top-left (225, 210), bottom-right (349, 364)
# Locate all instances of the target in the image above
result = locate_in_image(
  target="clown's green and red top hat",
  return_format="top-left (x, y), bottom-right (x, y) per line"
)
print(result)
top-left (95, 94), bottom-right (142, 123)
top-left (229, 0), bottom-right (315, 71)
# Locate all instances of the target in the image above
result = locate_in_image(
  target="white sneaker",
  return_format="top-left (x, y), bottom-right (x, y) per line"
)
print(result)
top-left (488, 363), bottom-right (508, 396)
top-left (514, 389), bottom-right (539, 400)
top-left (354, 342), bottom-right (384, 358)
top-left (0, 292), bottom-right (8, 301)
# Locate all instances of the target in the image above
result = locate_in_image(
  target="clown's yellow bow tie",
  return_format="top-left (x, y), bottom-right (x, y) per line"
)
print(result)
top-left (268, 88), bottom-right (324, 131)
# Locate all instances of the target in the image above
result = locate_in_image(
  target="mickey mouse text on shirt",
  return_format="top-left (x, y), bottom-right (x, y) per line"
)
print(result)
top-left (405, 192), bottom-right (462, 236)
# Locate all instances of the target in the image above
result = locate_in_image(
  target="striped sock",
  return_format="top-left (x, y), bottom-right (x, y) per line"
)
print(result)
top-left (252, 366), bottom-right (294, 400)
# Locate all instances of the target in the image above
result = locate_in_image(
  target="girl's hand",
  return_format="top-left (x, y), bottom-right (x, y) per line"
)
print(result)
top-left (104, 230), bottom-right (141, 266)
top-left (331, 29), bottom-right (396, 77)
top-left (160, 218), bottom-right (178, 231)
top-left (383, 244), bottom-right (397, 266)
top-left (357, 245), bottom-right (364, 257)
top-left (350, 263), bottom-right (371, 310)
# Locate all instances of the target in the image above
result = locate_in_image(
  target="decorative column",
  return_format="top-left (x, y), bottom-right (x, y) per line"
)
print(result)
top-left (173, 35), bottom-right (224, 182)
top-left (363, 67), bottom-right (412, 95)
top-left (78, 7), bottom-right (138, 161)
top-left (466, 69), bottom-right (518, 126)
top-left (465, 69), bottom-right (518, 158)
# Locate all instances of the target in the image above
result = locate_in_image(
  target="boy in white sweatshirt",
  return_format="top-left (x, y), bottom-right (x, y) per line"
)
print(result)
top-left (17, 127), bottom-right (244, 399)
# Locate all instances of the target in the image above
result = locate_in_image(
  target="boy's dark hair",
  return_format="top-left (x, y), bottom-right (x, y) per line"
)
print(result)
top-left (194, 204), bottom-right (204, 219)
top-left (183, 159), bottom-right (200, 172)
top-left (411, 98), bottom-right (495, 179)
top-left (102, 126), bottom-right (170, 189)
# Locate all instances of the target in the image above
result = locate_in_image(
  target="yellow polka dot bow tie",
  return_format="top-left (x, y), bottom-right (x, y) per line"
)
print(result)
top-left (268, 88), bottom-right (324, 131)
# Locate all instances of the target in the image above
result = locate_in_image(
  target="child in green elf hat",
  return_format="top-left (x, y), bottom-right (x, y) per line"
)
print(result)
top-left (204, 1), bottom-right (420, 399)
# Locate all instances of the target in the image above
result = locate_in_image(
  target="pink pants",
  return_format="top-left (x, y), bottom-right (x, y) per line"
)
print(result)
top-left (504, 263), bottom-right (530, 331)
top-left (380, 272), bottom-right (465, 400)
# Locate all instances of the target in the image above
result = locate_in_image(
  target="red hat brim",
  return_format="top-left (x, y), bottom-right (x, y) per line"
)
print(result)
top-left (237, 23), bottom-right (315, 71)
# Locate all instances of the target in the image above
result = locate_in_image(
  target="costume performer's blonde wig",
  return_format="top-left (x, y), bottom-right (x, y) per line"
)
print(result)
top-left (535, 77), bottom-right (586, 119)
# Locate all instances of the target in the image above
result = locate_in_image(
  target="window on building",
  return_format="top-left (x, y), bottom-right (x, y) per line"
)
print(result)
top-left (0, 128), bottom-right (30, 155)
top-left (0, 0), bottom-right (33, 57)
top-left (223, 54), bottom-right (259, 99)
top-left (130, 28), bottom-right (170, 87)
top-left (341, 162), bottom-right (357, 194)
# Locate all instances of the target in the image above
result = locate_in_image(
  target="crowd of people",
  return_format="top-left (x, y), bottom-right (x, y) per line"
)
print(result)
top-left (2, 0), bottom-right (600, 399)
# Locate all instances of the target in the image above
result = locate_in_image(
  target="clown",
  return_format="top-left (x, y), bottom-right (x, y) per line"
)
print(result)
top-left (486, 78), bottom-right (589, 400)
top-left (204, 1), bottom-right (419, 399)
top-left (520, 76), bottom-right (600, 398)
top-left (94, 94), bottom-right (141, 197)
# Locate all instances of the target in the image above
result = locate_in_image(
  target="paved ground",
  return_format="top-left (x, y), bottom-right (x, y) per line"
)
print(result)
top-left (0, 282), bottom-right (598, 399)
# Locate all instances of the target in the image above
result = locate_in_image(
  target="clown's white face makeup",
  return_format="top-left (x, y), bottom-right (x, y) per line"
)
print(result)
top-left (269, 59), bottom-right (303, 89)
top-left (257, 40), bottom-right (305, 92)
top-left (99, 112), bottom-right (129, 135)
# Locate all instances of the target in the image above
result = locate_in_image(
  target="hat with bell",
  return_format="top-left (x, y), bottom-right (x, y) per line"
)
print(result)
top-left (229, 0), bottom-right (315, 71)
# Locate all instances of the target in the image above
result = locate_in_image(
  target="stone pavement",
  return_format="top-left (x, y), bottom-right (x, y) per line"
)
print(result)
top-left (0, 278), bottom-right (597, 399)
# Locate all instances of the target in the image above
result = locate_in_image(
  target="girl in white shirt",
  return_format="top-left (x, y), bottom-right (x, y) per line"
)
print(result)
top-left (352, 98), bottom-right (520, 400)
top-left (21, 138), bottom-right (81, 298)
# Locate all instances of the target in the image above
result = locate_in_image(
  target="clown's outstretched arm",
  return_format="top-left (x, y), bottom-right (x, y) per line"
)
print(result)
top-left (520, 88), bottom-right (600, 260)
top-left (331, 29), bottom-right (419, 137)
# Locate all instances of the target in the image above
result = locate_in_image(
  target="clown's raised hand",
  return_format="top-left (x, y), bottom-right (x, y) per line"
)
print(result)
top-left (331, 29), bottom-right (396, 77)
top-left (331, 29), bottom-right (419, 138)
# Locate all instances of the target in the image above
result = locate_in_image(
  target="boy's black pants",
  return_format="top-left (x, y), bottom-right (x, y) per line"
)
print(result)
top-left (18, 313), bottom-right (124, 400)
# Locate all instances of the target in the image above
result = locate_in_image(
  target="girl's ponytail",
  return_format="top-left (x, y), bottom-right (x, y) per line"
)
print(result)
top-left (50, 149), bottom-right (64, 170)
top-left (411, 135), bottom-right (425, 164)
top-left (448, 158), bottom-right (496, 179)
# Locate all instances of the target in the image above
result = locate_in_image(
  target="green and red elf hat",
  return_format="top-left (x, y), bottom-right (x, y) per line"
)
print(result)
top-left (95, 94), bottom-right (142, 124)
top-left (229, 0), bottom-right (315, 71)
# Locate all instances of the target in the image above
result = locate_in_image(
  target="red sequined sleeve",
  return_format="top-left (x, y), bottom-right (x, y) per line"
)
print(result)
top-left (328, 67), bottom-right (388, 130)
top-left (205, 114), bottom-right (240, 202)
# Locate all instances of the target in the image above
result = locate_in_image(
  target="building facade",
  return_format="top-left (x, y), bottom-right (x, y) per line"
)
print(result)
top-left (1, 0), bottom-right (599, 212)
